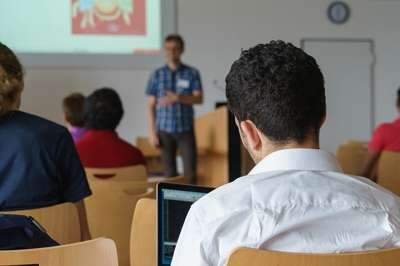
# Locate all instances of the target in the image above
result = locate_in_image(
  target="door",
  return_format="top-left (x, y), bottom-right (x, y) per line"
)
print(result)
top-left (303, 40), bottom-right (375, 153)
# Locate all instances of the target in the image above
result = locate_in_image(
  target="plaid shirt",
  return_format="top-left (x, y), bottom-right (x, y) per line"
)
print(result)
top-left (146, 64), bottom-right (202, 133)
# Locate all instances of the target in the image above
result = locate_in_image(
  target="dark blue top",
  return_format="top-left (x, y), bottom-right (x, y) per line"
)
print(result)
top-left (0, 111), bottom-right (91, 211)
top-left (146, 64), bottom-right (202, 133)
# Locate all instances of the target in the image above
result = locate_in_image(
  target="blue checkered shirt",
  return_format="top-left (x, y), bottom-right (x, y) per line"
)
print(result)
top-left (146, 64), bottom-right (202, 133)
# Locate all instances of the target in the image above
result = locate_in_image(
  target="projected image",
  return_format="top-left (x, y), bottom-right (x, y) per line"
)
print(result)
top-left (71, 0), bottom-right (146, 35)
top-left (0, 0), bottom-right (162, 54)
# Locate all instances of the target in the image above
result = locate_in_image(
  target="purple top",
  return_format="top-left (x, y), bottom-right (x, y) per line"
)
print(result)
top-left (69, 126), bottom-right (88, 143)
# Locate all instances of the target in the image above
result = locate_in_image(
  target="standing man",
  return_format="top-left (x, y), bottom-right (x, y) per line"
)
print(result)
top-left (146, 34), bottom-right (203, 184)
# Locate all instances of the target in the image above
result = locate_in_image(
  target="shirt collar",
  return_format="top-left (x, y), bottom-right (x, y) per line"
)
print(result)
top-left (164, 63), bottom-right (186, 72)
top-left (249, 148), bottom-right (342, 175)
top-left (86, 130), bottom-right (118, 138)
top-left (69, 126), bottom-right (87, 134)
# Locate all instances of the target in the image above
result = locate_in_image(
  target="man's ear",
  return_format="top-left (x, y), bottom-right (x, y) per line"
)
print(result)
top-left (239, 120), bottom-right (262, 151)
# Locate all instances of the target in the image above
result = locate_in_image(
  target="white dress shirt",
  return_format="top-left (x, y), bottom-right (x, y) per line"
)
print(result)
top-left (171, 149), bottom-right (400, 266)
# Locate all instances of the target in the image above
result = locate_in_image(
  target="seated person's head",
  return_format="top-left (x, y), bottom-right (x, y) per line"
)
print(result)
top-left (84, 87), bottom-right (123, 131)
top-left (225, 40), bottom-right (326, 163)
top-left (63, 93), bottom-right (86, 128)
top-left (0, 42), bottom-right (24, 116)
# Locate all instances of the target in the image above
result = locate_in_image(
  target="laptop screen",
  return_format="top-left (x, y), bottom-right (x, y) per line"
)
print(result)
top-left (158, 184), bottom-right (212, 266)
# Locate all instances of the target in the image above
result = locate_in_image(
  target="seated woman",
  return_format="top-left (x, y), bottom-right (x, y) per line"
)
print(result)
top-left (361, 88), bottom-right (400, 180)
top-left (76, 88), bottom-right (146, 168)
top-left (0, 42), bottom-right (92, 240)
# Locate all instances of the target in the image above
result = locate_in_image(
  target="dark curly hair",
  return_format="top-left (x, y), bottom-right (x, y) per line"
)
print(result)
top-left (84, 88), bottom-right (123, 130)
top-left (226, 40), bottom-right (326, 143)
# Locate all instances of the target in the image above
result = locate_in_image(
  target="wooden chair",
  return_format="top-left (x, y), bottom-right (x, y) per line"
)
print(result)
top-left (336, 141), bottom-right (368, 175)
top-left (130, 198), bottom-right (156, 266)
top-left (377, 151), bottom-right (400, 196)
top-left (87, 178), bottom-right (149, 195)
top-left (0, 238), bottom-right (118, 266)
top-left (85, 180), bottom-right (153, 266)
top-left (226, 247), bottom-right (400, 266)
top-left (85, 165), bottom-right (147, 181)
top-left (2, 203), bottom-right (80, 245)
top-left (136, 137), bottom-right (160, 158)
top-left (136, 137), bottom-right (164, 175)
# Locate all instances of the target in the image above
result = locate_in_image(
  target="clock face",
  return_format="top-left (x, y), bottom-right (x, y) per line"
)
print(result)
top-left (328, 1), bottom-right (351, 25)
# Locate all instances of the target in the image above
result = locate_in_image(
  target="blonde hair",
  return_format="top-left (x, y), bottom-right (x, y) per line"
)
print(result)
top-left (0, 43), bottom-right (23, 116)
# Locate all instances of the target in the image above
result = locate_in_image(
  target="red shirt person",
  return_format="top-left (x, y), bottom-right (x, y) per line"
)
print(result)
top-left (76, 88), bottom-right (145, 168)
top-left (362, 88), bottom-right (400, 180)
top-left (369, 118), bottom-right (400, 153)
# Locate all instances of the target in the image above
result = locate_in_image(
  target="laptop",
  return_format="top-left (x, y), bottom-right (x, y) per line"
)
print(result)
top-left (157, 183), bottom-right (213, 266)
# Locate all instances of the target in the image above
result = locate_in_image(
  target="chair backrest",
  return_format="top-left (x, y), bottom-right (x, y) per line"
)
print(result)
top-left (87, 178), bottom-right (149, 195)
top-left (0, 238), bottom-right (118, 266)
top-left (85, 165), bottom-right (148, 181)
top-left (85, 180), bottom-right (153, 266)
top-left (226, 247), bottom-right (400, 266)
top-left (377, 151), bottom-right (400, 196)
top-left (136, 137), bottom-right (160, 157)
top-left (2, 203), bottom-right (80, 245)
top-left (130, 198), bottom-right (156, 266)
top-left (336, 142), bottom-right (368, 175)
top-left (148, 176), bottom-right (187, 185)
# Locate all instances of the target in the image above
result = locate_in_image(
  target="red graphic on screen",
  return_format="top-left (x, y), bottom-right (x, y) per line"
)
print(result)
top-left (71, 0), bottom-right (146, 35)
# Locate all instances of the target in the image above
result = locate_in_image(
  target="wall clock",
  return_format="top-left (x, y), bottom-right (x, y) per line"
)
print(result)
top-left (327, 1), bottom-right (351, 25)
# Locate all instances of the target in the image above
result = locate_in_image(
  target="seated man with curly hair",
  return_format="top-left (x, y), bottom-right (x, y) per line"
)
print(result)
top-left (171, 41), bottom-right (400, 266)
top-left (76, 87), bottom-right (145, 168)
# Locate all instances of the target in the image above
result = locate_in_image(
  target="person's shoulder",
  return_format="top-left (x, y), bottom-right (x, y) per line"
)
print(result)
top-left (181, 63), bottom-right (200, 74)
top-left (336, 172), bottom-right (400, 210)
top-left (374, 122), bottom-right (394, 134)
top-left (13, 111), bottom-right (67, 135)
top-left (129, 144), bottom-right (145, 156)
top-left (114, 135), bottom-right (144, 154)
top-left (190, 176), bottom-right (252, 220)
top-left (318, 172), bottom-right (400, 227)
top-left (125, 142), bottom-right (145, 156)
top-left (152, 66), bottom-right (168, 75)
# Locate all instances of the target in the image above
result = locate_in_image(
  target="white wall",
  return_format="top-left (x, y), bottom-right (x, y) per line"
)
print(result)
top-left (21, 0), bottom-right (400, 142)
